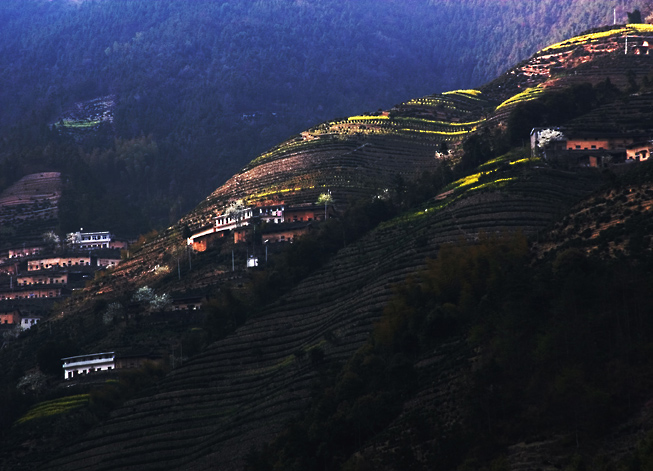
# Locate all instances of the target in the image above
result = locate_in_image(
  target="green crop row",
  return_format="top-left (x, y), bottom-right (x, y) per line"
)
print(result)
top-left (16, 394), bottom-right (90, 425)
top-left (441, 89), bottom-right (485, 101)
top-left (496, 86), bottom-right (545, 110)
top-left (394, 116), bottom-right (485, 127)
top-left (58, 119), bottom-right (102, 129)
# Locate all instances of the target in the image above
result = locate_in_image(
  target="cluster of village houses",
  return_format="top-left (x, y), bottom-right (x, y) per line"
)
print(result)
top-left (0, 230), bottom-right (125, 332)
top-left (187, 200), bottom-right (332, 252)
top-left (531, 127), bottom-right (653, 167)
top-left (1, 201), bottom-right (332, 379)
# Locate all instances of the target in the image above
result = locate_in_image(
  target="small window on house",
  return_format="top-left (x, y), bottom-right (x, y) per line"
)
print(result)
top-left (591, 145), bottom-right (596, 149)
top-left (576, 145), bottom-right (581, 149)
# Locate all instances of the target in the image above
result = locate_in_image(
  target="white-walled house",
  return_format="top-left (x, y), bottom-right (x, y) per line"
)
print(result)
top-left (66, 230), bottom-right (113, 250)
top-left (62, 352), bottom-right (116, 380)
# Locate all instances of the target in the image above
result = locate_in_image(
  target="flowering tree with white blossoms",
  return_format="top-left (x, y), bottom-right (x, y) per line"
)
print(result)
top-left (535, 128), bottom-right (565, 159)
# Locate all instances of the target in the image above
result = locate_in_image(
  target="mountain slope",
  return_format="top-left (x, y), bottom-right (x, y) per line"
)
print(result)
top-left (6, 22), bottom-right (653, 471)
top-left (43, 166), bottom-right (603, 471)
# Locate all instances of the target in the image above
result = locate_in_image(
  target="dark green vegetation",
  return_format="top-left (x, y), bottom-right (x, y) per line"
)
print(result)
top-left (0, 0), bottom-right (643, 227)
top-left (246, 200), bottom-right (653, 470)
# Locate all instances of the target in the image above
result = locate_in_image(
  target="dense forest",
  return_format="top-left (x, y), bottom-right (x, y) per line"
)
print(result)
top-left (0, 0), bottom-right (647, 229)
top-left (246, 227), bottom-right (653, 470)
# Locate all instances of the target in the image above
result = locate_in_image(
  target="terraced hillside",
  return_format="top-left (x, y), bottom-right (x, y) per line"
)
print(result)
top-left (181, 24), bottom-right (653, 233)
top-left (485, 24), bottom-right (653, 120)
top-left (564, 90), bottom-right (653, 133)
top-left (0, 172), bottom-right (61, 247)
top-left (11, 25), bottom-right (653, 471)
top-left (182, 91), bottom-right (492, 230)
top-left (43, 160), bottom-right (603, 471)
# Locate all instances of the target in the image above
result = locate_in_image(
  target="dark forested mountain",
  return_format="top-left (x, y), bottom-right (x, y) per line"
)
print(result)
top-left (0, 0), bottom-right (647, 229)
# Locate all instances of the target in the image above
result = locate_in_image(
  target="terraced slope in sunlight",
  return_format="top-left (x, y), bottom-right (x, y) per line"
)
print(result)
top-left (45, 164), bottom-right (602, 471)
top-left (181, 23), bottom-right (653, 233)
top-left (484, 24), bottom-right (653, 121)
top-left (182, 92), bottom-right (491, 231)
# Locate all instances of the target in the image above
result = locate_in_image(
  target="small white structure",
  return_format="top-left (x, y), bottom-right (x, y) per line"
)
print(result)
top-left (20, 316), bottom-right (41, 330)
top-left (62, 352), bottom-right (116, 380)
top-left (247, 256), bottom-right (259, 268)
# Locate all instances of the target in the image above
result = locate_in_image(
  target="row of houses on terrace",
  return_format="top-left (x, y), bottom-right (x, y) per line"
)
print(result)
top-left (25, 250), bottom-right (122, 271)
top-left (188, 201), bottom-right (333, 252)
top-left (3, 230), bottom-right (126, 262)
top-left (0, 230), bottom-right (127, 319)
top-left (531, 127), bottom-right (653, 168)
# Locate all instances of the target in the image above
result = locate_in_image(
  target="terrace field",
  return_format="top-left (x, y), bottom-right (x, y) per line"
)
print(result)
top-left (43, 161), bottom-right (605, 471)
top-left (0, 172), bottom-right (61, 247)
top-left (183, 91), bottom-right (492, 231)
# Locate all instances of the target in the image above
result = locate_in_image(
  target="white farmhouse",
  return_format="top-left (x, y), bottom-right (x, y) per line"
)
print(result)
top-left (66, 230), bottom-right (113, 250)
top-left (61, 352), bottom-right (116, 380)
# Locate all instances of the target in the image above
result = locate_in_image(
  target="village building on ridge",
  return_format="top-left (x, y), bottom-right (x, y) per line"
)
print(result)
top-left (531, 127), bottom-right (653, 168)
top-left (187, 201), bottom-right (334, 252)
